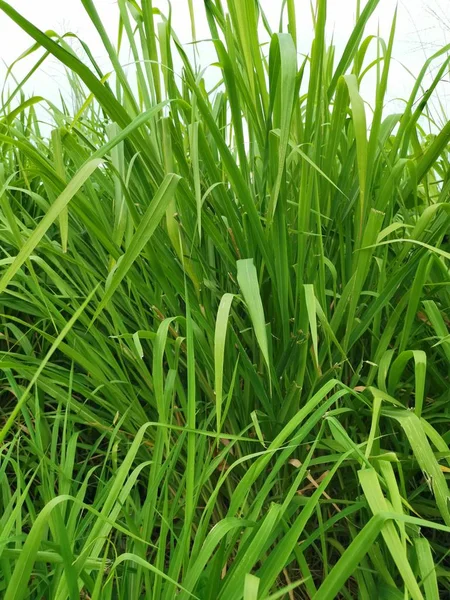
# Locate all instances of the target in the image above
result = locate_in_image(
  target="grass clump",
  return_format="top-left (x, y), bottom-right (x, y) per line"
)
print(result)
top-left (0, 0), bottom-right (449, 598)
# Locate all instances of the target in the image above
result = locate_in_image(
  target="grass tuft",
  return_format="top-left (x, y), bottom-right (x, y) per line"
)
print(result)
top-left (0, 0), bottom-right (449, 598)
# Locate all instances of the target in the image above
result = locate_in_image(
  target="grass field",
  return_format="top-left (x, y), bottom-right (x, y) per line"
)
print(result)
top-left (0, 0), bottom-right (449, 598)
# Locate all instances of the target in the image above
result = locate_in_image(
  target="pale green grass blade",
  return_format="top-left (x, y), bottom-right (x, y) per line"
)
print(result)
top-left (304, 284), bottom-right (320, 373)
top-left (344, 74), bottom-right (368, 240)
top-left (214, 293), bottom-right (235, 436)
top-left (358, 468), bottom-right (423, 600)
top-left (387, 350), bottom-right (427, 416)
top-left (384, 409), bottom-right (450, 526)
top-left (237, 259), bottom-right (271, 376)
top-left (423, 300), bottom-right (450, 363)
top-left (415, 538), bottom-right (439, 600)
top-left (51, 128), bottom-right (68, 253)
top-left (267, 33), bottom-right (297, 222)
top-left (244, 574), bottom-right (260, 600)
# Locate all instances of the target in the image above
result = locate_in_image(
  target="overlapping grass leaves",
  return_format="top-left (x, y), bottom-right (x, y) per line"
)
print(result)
top-left (0, 0), bottom-right (449, 598)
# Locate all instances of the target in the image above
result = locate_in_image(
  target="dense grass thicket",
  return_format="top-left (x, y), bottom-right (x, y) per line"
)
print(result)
top-left (0, 0), bottom-right (449, 598)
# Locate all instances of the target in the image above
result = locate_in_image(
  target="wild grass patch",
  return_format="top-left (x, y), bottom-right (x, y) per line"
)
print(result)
top-left (0, 0), bottom-right (449, 598)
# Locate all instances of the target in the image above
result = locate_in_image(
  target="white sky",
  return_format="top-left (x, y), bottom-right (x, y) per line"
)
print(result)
top-left (0, 0), bottom-right (449, 125)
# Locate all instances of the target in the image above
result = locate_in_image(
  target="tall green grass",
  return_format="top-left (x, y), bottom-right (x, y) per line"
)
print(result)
top-left (0, 0), bottom-right (449, 598)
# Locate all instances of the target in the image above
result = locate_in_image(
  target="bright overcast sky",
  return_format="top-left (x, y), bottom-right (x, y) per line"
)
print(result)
top-left (0, 0), bottom-right (449, 124)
